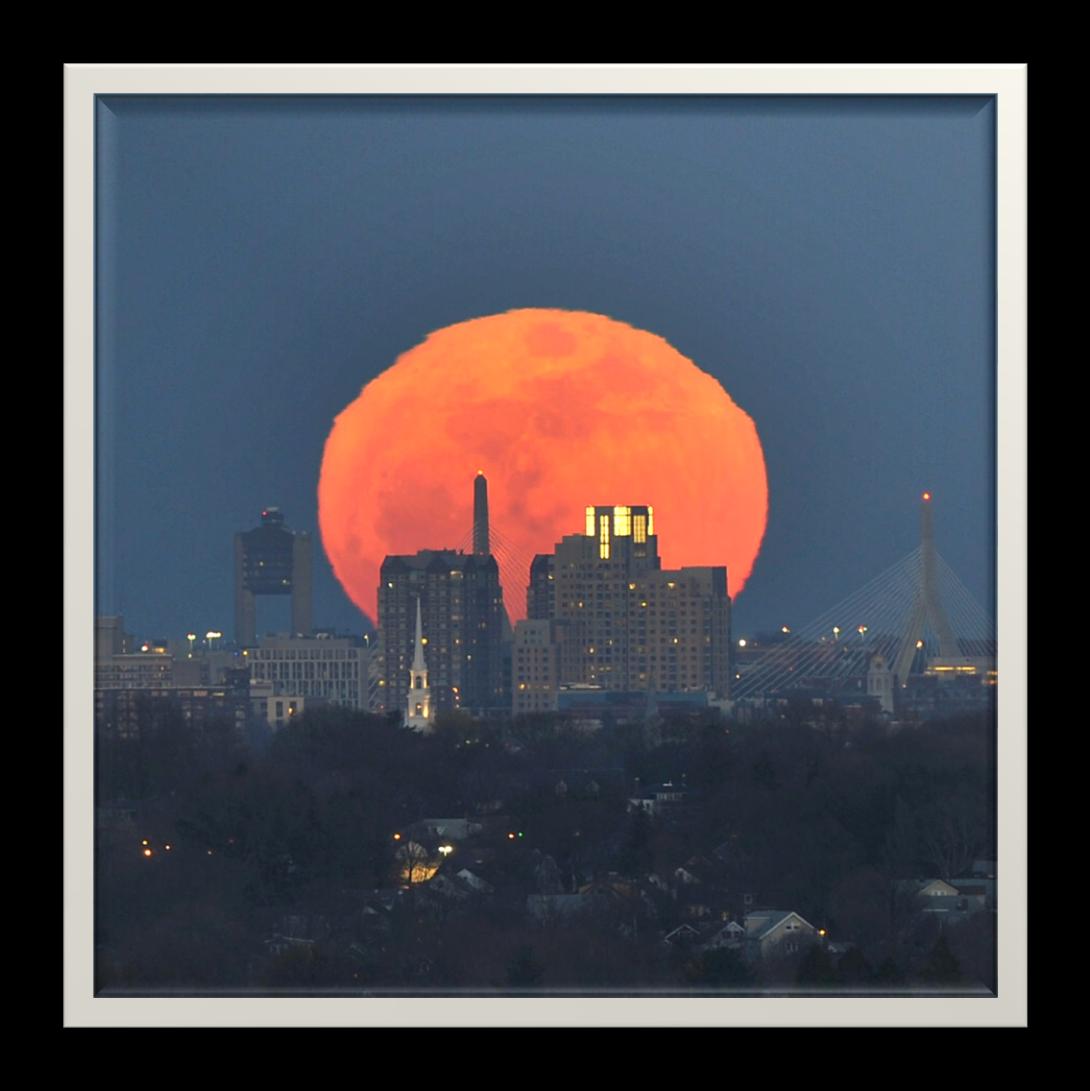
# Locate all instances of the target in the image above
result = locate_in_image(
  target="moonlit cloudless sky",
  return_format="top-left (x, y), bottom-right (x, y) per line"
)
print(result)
top-left (95, 95), bottom-right (995, 642)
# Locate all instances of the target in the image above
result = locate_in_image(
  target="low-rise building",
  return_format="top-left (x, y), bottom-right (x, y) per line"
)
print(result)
top-left (743, 909), bottom-right (818, 959)
top-left (246, 632), bottom-right (368, 710)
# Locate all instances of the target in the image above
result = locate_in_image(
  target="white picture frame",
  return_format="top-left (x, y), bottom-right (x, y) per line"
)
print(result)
top-left (64, 63), bottom-right (1027, 1028)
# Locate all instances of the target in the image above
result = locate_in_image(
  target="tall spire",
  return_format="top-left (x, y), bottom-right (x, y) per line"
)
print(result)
top-left (406, 595), bottom-right (432, 732)
top-left (473, 470), bottom-right (490, 556)
top-left (412, 595), bottom-right (428, 672)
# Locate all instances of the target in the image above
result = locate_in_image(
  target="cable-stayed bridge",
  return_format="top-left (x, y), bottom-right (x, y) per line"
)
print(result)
top-left (731, 494), bottom-right (995, 703)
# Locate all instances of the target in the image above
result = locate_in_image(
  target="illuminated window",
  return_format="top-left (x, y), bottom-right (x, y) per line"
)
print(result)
top-left (599, 514), bottom-right (611, 560)
top-left (633, 514), bottom-right (647, 543)
top-left (585, 507), bottom-right (596, 536)
top-left (613, 505), bottom-right (631, 537)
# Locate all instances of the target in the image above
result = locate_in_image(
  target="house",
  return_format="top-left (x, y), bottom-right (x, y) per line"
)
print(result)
top-left (743, 910), bottom-right (818, 959)
top-left (895, 877), bottom-right (993, 917)
top-left (663, 923), bottom-right (701, 946)
top-left (627, 779), bottom-right (689, 816)
top-left (456, 868), bottom-right (494, 894)
top-left (947, 877), bottom-right (996, 911)
top-left (699, 919), bottom-right (746, 951)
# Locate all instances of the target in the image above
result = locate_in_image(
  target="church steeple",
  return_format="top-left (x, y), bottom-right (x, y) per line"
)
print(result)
top-left (412, 596), bottom-right (428, 672)
top-left (406, 596), bottom-right (432, 732)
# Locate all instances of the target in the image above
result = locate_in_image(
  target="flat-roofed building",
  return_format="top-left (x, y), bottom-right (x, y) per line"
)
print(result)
top-left (531, 505), bottom-right (731, 698)
top-left (512, 619), bottom-right (563, 716)
top-left (246, 632), bottom-right (368, 710)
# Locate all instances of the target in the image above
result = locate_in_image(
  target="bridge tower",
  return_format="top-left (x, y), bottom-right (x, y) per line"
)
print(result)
top-left (891, 492), bottom-right (962, 686)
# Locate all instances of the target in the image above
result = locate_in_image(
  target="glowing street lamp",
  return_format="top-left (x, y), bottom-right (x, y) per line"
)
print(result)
top-left (206, 630), bottom-right (223, 649)
top-left (186, 633), bottom-right (197, 656)
top-left (438, 844), bottom-right (454, 857)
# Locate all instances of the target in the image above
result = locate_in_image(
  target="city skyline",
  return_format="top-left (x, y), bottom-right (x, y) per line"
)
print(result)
top-left (95, 94), bottom-right (996, 645)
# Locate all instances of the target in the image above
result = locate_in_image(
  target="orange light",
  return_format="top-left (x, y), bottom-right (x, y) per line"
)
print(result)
top-left (507, 832), bottom-right (516, 840)
top-left (143, 848), bottom-right (152, 858)
top-left (393, 833), bottom-right (402, 841)
top-left (922, 492), bottom-right (932, 502)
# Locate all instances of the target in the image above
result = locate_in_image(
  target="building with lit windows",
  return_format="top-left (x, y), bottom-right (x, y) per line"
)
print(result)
top-left (528, 505), bottom-right (732, 697)
top-left (512, 619), bottom-right (564, 716)
top-left (95, 670), bottom-right (252, 741)
top-left (377, 550), bottom-right (506, 717)
top-left (246, 632), bottom-right (368, 710)
top-left (375, 475), bottom-right (508, 719)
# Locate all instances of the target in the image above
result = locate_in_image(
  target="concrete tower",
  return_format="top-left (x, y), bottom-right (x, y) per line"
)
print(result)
top-left (473, 470), bottom-right (490, 556)
top-left (405, 596), bottom-right (433, 732)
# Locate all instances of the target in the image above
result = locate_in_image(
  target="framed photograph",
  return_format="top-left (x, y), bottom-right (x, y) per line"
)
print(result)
top-left (65, 64), bottom-right (1027, 1027)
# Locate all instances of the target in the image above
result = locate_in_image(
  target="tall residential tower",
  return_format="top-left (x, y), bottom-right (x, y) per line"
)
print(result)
top-left (524, 504), bottom-right (732, 697)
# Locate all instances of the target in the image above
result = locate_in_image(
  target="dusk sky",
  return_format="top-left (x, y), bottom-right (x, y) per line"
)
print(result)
top-left (95, 94), bottom-right (995, 642)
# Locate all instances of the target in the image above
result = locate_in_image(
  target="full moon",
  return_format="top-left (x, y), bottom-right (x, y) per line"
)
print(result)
top-left (318, 309), bottom-right (768, 625)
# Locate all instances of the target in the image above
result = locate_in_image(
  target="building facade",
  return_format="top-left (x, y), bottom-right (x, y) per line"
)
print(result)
top-left (246, 632), bottom-right (368, 710)
top-left (95, 672), bottom-right (252, 741)
top-left (529, 505), bottom-right (732, 698)
top-left (377, 550), bottom-right (506, 717)
top-left (512, 619), bottom-right (563, 716)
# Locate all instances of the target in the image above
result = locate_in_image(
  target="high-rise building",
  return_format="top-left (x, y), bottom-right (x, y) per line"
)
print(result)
top-left (378, 549), bottom-right (506, 717)
top-left (527, 554), bottom-right (556, 620)
top-left (531, 505), bottom-right (732, 697)
top-left (377, 476), bottom-right (506, 717)
top-left (234, 508), bottom-right (313, 647)
top-left (95, 616), bottom-right (132, 660)
top-left (512, 618), bottom-right (564, 716)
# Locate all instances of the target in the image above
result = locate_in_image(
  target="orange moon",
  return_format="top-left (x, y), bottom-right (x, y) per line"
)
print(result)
top-left (318, 309), bottom-right (768, 625)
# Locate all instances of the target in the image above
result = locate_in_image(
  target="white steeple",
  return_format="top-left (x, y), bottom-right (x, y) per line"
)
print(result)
top-left (406, 596), bottom-right (432, 732)
top-left (412, 596), bottom-right (428, 672)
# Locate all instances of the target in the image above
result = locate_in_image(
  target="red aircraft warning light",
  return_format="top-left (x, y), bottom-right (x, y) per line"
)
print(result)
top-left (922, 491), bottom-right (932, 502)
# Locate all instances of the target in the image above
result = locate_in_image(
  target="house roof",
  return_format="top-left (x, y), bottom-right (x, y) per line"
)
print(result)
top-left (745, 910), bottom-right (815, 940)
